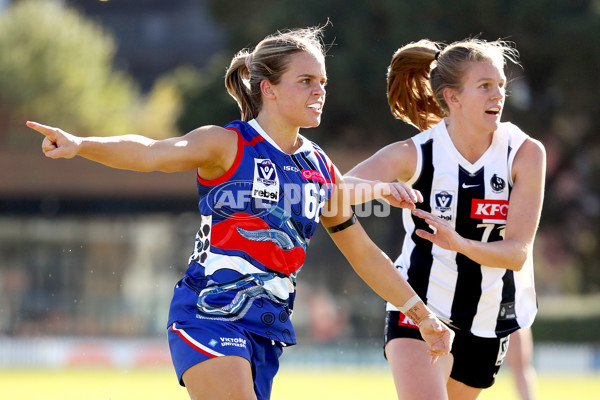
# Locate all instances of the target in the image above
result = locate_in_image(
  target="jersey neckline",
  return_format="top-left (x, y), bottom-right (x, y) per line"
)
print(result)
top-left (438, 119), bottom-right (503, 173)
top-left (248, 119), bottom-right (312, 155)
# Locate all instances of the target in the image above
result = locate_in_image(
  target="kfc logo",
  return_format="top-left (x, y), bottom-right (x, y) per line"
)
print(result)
top-left (397, 312), bottom-right (419, 329)
top-left (470, 199), bottom-right (509, 221)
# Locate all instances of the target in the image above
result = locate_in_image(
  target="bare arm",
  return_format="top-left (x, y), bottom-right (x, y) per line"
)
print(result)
top-left (26, 121), bottom-right (238, 179)
top-left (413, 138), bottom-right (546, 271)
top-left (321, 167), bottom-right (453, 360)
top-left (344, 140), bottom-right (422, 208)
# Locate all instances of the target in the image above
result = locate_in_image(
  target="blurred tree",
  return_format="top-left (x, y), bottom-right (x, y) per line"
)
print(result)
top-left (134, 74), bottom-right (183, 139)
top-left (167, 56), bottom-right (241, 133)
top-left (0, 0), bottom-right (181, 147)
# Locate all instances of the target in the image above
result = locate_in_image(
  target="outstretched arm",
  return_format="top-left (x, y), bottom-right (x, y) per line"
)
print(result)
top-left (344, 139), bottom-right (422, 208)
top-left (412, 138), bottom-right (546, 271)
top-left (322, 166), bottom-right (453, 362)
top-left (26, 121), bottom-right (238, 178)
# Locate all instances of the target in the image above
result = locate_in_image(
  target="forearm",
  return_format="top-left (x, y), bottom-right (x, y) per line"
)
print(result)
top-left (341, 176), bottom-right (381, 205)
top-left (413, 208), bottom-right (534, 271)
top-left (353, 247), bottom-right (433, 324)
top-left (77, 135), bottom-right (157, 171)
top-left (331, 225), bottom-right (433, 324)
top-left (457, 237), bottom-right (530, 271)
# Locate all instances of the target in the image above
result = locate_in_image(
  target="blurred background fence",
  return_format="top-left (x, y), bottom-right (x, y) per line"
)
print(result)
top-left (1, 0), bottom-right (600, 374)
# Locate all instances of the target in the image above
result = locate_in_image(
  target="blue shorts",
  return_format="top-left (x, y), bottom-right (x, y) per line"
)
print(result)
top-left (168, 319), bottom-right (283, 400)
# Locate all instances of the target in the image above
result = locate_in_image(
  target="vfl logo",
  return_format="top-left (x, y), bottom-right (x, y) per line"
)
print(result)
top-left (490, 174), bottom-right (506, 193)
top-left (434, 190), bottom-right (454, 220)
top-left (253, 159), bottom-right (279, 201)
top-left (434, 191), bottom-right (453, 212)
top-left (470, 199), bottom-right (509, 221)
top-left (257, 160), bottom-right (276, 185)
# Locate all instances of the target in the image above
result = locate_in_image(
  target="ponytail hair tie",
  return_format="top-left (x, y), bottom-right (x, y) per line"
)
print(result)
top-left (434, 51), bottom-right (440, 61)
top-left (245, 54), bottom-right (254, 71)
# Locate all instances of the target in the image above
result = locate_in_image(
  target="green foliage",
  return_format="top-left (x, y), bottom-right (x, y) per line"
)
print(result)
top-left (134, 75), bottom-right (183, 139)
top-left (0, 0), bottom-right (182, 147)
top-left (0, 0), bottom-right (135, 145)
top-left (533, 316), bottom-right (600, 343)
top-left (166, 56), bottom-right (240, 134)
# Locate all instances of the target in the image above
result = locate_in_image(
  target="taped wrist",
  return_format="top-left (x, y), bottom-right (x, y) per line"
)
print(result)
top-left (398, 294), bottom-right (420, 314)
top-left (399, 295), bottom-right (429, 327)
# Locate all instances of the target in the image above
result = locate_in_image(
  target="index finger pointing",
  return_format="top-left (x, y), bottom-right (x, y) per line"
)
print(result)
top-left (26, 121), bottom-right (56, 137)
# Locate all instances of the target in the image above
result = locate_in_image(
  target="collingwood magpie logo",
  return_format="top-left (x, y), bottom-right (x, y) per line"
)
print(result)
top-left (490, 174), bottom-right (506, 193)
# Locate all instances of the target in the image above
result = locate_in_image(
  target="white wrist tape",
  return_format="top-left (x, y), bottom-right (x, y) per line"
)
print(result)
top-left (398, 294), bottom-right (421, 314)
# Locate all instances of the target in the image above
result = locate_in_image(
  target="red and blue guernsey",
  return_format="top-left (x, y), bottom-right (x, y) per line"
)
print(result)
top-left (168, 119), bottom-right (335, 345)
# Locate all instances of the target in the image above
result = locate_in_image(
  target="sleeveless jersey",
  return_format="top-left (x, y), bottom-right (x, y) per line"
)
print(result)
top-left (170, 119), bottom-right (335, 345)
top-left (387, 120), bottom-right (537, 338)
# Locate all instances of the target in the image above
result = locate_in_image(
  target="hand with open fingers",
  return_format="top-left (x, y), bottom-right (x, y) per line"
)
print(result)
top-left (412, 208), bottom-right (463, 252)
top-left (26, 121), bottom-right (81, 159)
top-left (375, 181), bottom-right (423, 210)
top-left (418, 314), bottom-right (454, 365)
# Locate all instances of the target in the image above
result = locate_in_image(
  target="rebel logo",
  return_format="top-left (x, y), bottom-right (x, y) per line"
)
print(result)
top-left (470, 199), bottom-right (509, 220)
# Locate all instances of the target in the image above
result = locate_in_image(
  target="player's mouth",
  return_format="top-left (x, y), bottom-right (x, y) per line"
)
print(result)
top-left (485, 106), bottom-right (501, 116)
top-left (307, 102), bottom-right (323, 113)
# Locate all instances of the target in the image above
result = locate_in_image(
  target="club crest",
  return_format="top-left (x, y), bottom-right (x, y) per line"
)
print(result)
top-left (253, 159), bottom-right (279, 201)
top-left (490, 174), bottom-right (506, 193)
top-left (433, 190), bottom-right (455, 221)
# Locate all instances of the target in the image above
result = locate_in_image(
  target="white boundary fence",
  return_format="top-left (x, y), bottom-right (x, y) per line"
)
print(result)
top-left (0, 337), bottom-right (598, 373)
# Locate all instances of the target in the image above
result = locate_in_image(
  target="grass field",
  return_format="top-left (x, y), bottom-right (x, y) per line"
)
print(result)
top-left (1, 368), bottom-right (599, 399)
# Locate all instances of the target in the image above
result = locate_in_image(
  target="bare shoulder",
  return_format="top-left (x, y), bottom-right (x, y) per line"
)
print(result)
top-left (514, 137), bottom-right (546, 165)
top-left (186, 124), bottom-right (238, 156)
top-left (524, 136), bottom-right (545, 153)
top-left (186, 125), bottom-right (238, 145)
top-left (153, 124), bottom-right (239, 174)
top-left (376, 138), bottom-right (417, 181)
top-left (513, 137), bottom-right (546, 184)
top-left (378, 138), bottom-right (416, 158)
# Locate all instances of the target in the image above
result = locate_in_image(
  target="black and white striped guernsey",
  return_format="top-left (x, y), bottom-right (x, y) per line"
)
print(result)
top-left (387, 120), bottom-right (537, 338)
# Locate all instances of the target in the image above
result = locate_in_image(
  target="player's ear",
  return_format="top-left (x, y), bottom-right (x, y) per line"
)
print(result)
top-left (261, 80), bottom-right (276, 99)
top-left (443, 87), bottom-right (460, 109)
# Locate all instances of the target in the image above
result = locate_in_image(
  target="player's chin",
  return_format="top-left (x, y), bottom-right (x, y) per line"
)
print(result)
top-left (483, 115), bottom-right (500, 131)
top-left (301, 118), bottom-right (321, 129)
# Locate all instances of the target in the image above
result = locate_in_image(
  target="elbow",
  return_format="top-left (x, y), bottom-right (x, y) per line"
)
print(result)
top-left (510, 260), bottom-right (525, 272)
top-left (506, 247), bottom-right (529, 271)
